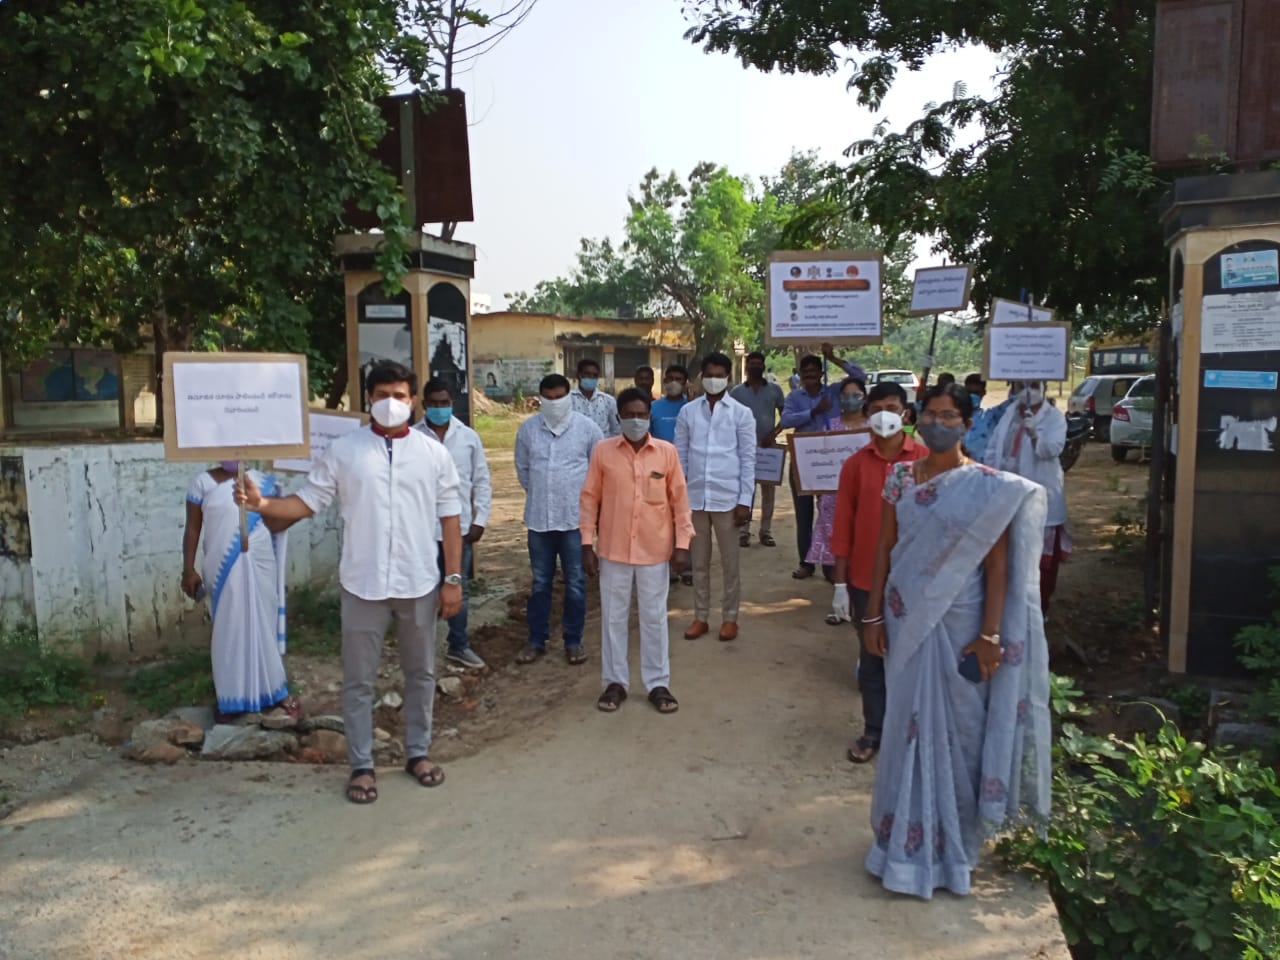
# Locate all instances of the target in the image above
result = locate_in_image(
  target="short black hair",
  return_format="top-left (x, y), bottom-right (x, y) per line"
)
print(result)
top-left (838, 375), bottom-right (867, 394)
top-left (936, 372), bottom-right (957, 387)
top-left (539, 373), bottom-right (571, 394)
top-left (664, 364), bottom-right (688, 379)
top-left (745, 351), bottom-right (766, 364)
top-left (700, 352), bottom-right (733, 375)
top-left (964, 373), bottom-right (985, 388)
top-left (921, 382), bottom-right (974, 419)
top-left (798, 354), bottom-right (823, 372)
top-left (423, 377), bottom-right (451, 400)
top-left (868, 381), bottom-right (908, 405)
top-left (576, 357), bottom-right (600, 375)
top-left (635, 365), bottom-right (654, 377)
top-left (366, 361), bottom-right (417, 396)
top-left (616, 387), bottom-right (652, 412)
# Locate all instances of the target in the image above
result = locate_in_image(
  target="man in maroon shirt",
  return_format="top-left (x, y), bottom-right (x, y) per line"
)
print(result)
top-left (829, 381), bottom-right (927, 763)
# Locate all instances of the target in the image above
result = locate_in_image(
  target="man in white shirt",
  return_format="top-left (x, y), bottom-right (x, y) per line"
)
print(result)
top-left (238, 362), bottom-right (462, 805)
top-left (675, 352), bottom-right (757, 642)
top-left (418, 377), bottom-right (492, 671)
top-left (571, 357), bottom-right (620, 437)
top-left (983, 380), bottom-right (1071, 615)
top-left (514, 373), bottom-right (604, 665)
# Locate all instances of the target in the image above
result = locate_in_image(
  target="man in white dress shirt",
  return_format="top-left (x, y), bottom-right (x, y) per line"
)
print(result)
top-left (238, 362), bottom-right (462, 805)
top-left (514, 373), bottom-right (604, 665)
top-left (675, 352), bottom-right (757, 642)
top-left (418, 377), bottom-right (492, 671)
top-left (571, 357), bottom-right (620, 437)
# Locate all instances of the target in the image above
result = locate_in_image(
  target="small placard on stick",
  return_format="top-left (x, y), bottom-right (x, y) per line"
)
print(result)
top-left (274, 409), bottom-right (369, 473)
top-left (983, 322), bottom-right (1073, 382)
top-left (163, 352), bottom-right (311, 462)
top-left (789, 429), bottom-right (872, 495)
top-left (755, 446), bottom-right (786, 486)
top-left (989, 297), bottom-right (1056, 325)
top-left (908, 265), bottom-right (974, 316)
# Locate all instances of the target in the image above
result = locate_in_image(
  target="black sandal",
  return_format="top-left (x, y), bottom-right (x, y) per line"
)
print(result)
top-left (347, 768), bottom-right (378, 804)
top-left (846, 736), bottom-right (880, 764)
top-left (565, 646), bottom-right (588, 666)
top-left (648, 686), bottom-right (679, 714)
top-left (405, 756), bottom-right (445, 787)
top-left (597, 683), bottom-right (627, 712)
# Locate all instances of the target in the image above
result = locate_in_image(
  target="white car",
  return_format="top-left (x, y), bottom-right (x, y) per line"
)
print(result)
top-left (1109, 375), bottom-right (1156, 461)
top-left (867, 369), bottom-right (921, 402)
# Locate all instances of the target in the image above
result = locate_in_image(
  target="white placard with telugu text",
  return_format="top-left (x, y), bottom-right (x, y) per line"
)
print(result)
top-left (171, 361), bottom-right (306, 450)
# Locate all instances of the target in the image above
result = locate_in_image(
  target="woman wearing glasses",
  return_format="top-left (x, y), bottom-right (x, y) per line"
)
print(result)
top-left (860, 383), bottom-right (1052, 899)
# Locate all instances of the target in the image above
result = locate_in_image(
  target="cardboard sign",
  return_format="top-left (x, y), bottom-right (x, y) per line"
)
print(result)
top-left (983, 322), bottom-right (1073, 382)
top-left (766, 249), bottom-right (884, 346)
top-left (789, 429), bottom-right (872, 495)
top-left (274, 409), bottom-right (369, 473)
top-left (908, 265), bottom-right (974, 316)
top-left (163, 352), bottom-right (310, 462)
top-left (755, 446), bottom-right (787, 486)
top-left (989, 297), bottom-right (1056, 325)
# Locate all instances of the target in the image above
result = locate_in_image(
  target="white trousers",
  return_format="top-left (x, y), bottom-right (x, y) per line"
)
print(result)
top-left (599, 557), bottom-right (671, 692)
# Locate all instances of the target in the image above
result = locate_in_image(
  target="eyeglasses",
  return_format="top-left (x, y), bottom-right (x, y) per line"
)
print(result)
top-left (918, 410), bottom-right (965, 424)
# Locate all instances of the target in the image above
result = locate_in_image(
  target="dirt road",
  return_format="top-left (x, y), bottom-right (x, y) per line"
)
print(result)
top-left (0, 447), bottom-right (1069, 960)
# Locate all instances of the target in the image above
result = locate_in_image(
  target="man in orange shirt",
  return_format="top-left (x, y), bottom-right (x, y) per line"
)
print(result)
top-left (581, 388), bottom-right (694, 715)
top-left (829, 381), bottom-right (928, 763)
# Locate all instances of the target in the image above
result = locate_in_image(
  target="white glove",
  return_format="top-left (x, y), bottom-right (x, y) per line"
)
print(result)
top-left (831, 584), bottom-right (852, 622)
top-left (1022, 412), bottom-right (1038, 439)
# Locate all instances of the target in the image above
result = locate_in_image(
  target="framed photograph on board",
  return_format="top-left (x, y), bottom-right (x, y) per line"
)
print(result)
top-left (982, 322), bottom-right (1073, 382)
top-left (765, 249), bottom-right (884, 346)
top-left (755, 446), bottom-right (787, 486)
top-left (162, 352), bottom-right (311, 462)
top-left (908, 265), bottom-right (974, 316)
top-left (274, 409), bottom-right (369, 473)
top-left (789, 429), bottom-right (872, 495)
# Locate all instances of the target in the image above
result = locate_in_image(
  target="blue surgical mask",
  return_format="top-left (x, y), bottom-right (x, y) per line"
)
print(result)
top-left (580, 377), bottom-right (599, 392)
top-left (425, 406), bottom-right (452, 426)
top-left (970, 393), bottom-right (983, 410)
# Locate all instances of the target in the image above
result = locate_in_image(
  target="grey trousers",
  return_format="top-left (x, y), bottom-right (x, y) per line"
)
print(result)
top-left (340, 589), bottom-right (438, 770)
top-left (691, 509), bottom-right (741, 622)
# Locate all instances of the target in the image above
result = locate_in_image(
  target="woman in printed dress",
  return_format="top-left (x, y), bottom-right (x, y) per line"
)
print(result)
top-left (805, 376), bottom-right (870, 596)
top-left (861, 384), bottom-right (1052, 898)
top-left (181, 461), bottom-right (297, 721)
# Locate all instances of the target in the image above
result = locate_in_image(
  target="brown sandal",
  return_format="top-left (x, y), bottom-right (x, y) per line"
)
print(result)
top-left (347, 769), bottom-right (378, 804)
top-left (597, 683), bottom-right (627, 712)
top-left (405, 757), bottom-right (445, 787)
top-left (648, 686), bottom-right (679, 714)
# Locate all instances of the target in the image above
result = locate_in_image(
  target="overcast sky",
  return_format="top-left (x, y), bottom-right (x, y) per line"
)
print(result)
top-left (447, 0), bottom-right (999, 308)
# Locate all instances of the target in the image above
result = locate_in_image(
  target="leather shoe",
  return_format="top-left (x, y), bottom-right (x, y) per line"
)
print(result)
top-left (718, 621), bottom-right (739, 642)
top-left (684, 619), bottom-right (709, 640)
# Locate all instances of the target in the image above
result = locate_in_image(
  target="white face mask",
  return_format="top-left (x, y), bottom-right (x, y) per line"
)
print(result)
top-left (702, 376), bottom-right (729, 396)
top-left (370, 397), bottom-right (411, 429)
top-left (1019, 385), bottom-right (1045, 407)
top-left (539, 394), bottom-right (573, 431)
top-left (663, 380), bottom-right (684, 399)
top-left (620, 417), bottom-right (650, 442)
top-left (869, 410), bottom-right (904, 438)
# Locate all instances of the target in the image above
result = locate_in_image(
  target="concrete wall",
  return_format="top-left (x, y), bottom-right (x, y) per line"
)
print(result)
top-left (0, 441), bottom-right (342, 656)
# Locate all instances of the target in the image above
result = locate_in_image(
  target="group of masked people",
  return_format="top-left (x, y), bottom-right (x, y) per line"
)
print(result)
top-left (180, 353), bottom-right (1057, 901)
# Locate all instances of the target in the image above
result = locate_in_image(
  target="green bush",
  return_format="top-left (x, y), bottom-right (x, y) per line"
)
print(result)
top-left (999, 675), bottom-right (1280, 960)
top-left (123, 649), bottom-right (214, 714)
top-left (1236, 567), bottom-right (1280, 742)
top-left (286, 584), bottom-right (342, 656)
top-left (0, 626), bottom-right (91, 717)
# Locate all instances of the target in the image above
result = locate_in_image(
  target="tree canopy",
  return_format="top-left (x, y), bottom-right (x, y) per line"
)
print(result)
top-left (685, 0), bottom-right (1194, 335)
top-left (0, 0), bottom-right (438, 397)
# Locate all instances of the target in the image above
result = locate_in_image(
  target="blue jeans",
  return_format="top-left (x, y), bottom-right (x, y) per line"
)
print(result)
top-left (526, 529), bottom-right (585, 650)
top-left (436, 541), bottom-right (472, 654)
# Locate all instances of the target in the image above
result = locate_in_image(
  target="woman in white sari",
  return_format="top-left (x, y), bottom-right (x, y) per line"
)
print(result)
top-left (182, 461), bottom-right (294, 720)
top-left (862, 384), bottom-right (1052, 899)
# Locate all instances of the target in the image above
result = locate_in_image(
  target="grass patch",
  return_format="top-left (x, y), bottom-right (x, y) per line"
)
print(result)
top-left (287, 584), bottom-right (342, 656)
top-left (123, 648), bottom-right (214, 714)
top-left (0, 626), bottom-right (92, 718)
top-left (474, 410), bottom-right (528, 450)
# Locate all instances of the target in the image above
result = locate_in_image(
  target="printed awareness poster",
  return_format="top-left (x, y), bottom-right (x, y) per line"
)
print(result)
top-left (766, 250), bottom-right (884, 345)
top-left (1200, 292), bottom-right (1280, 354)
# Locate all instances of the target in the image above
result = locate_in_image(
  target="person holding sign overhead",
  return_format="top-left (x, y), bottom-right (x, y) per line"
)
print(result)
top-left (182, 460), bottom-right (297, 722)
top-left (237, 361), bottom-right (464, 805)
top-left (675, 352), bottom-right (756, 643)
top-left (982, 380), bottom-right (1071, 615)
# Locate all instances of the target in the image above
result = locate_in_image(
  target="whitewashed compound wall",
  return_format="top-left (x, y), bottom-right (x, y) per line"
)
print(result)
top-left (0, 441), bottom-right (342, 655)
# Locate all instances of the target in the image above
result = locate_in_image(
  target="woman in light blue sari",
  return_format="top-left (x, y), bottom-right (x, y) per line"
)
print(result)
top-left (861, 384), bottom-right (1052, 899)
top-left (182, 462), bottom-right (295, 720)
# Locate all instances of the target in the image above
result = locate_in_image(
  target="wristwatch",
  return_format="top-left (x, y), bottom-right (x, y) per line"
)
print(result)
top-left (443, 573), bottom-right (463, 586)
top-left (980, 632), bottom-right (1001, 646)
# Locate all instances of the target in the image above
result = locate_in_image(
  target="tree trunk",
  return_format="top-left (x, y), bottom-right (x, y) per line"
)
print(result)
top-left (151, 308), bottom-right (195, 437)
top-left (325, 356), bottom-right (349, 409)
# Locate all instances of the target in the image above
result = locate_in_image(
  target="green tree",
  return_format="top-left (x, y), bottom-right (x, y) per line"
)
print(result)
top-left (0, 0), bottom-right (438, 408)
top-left (685, 1), bottom-right (1196, 335)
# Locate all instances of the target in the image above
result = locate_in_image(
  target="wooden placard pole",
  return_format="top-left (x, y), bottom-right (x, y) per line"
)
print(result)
top-left (237, 462), bottom-right (249, 553)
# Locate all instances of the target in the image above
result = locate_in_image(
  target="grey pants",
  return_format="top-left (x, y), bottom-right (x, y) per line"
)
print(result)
top-left (691, 509), bottom-right (741, 622)
top-left (340, 589), bottom-right (438, 770)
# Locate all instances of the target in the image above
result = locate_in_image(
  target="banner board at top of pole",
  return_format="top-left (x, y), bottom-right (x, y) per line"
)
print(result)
top-left (765, 249), bottom-right (884, 346)
top-left (989, 296), bottom-right (1056, 325)
top-left (908, 264), bottom-right (974, 316)
top-left (982, 322), bottom-right (1073, 382)
top-left (162, 352), bottom-right (311, 462)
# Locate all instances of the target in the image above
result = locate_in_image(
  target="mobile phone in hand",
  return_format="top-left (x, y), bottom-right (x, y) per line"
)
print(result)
top-left (958, 651), bottom-right (983, 683)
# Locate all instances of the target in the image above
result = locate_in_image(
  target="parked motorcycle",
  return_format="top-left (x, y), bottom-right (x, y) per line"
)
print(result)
top-left (1061, 411), bottom-right (1090, 473)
